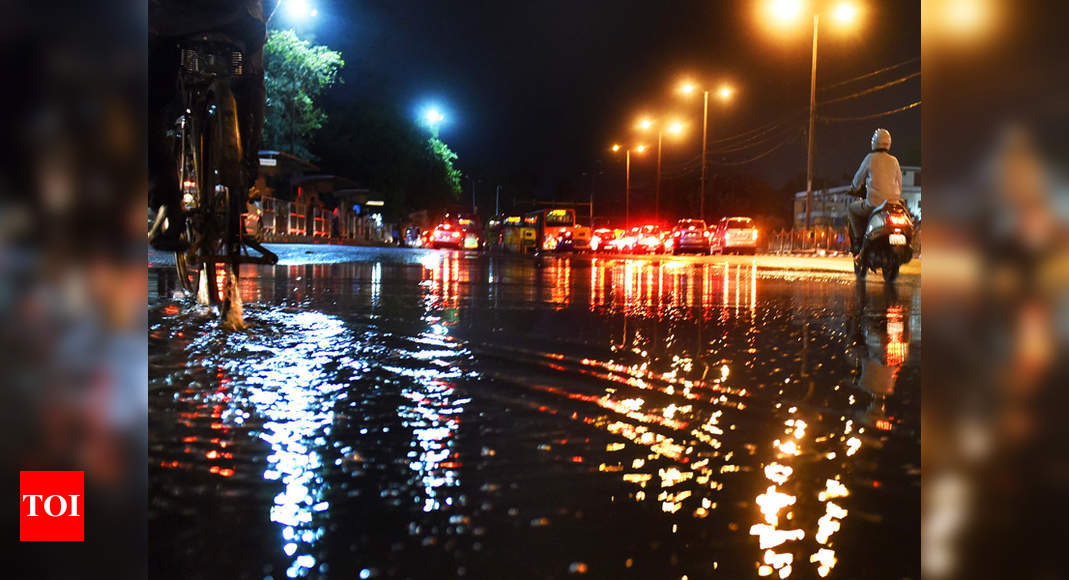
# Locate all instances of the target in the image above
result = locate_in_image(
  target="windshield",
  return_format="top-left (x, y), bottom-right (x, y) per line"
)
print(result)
top-left (545, 209), bottom-right (575, 227)
top-left (727, 218), bottom-right (753, 229)
top-left (677, 220), bottom-right (706, 229)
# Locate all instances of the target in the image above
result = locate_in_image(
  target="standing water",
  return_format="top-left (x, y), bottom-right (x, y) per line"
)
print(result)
top-left (149, 245), bottom-right (919, 579)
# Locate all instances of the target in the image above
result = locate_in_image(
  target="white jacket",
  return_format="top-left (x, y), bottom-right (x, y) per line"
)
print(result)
top-left (852, 150), bottom-right (902, 207)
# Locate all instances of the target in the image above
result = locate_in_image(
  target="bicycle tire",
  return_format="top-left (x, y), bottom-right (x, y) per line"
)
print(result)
top-left (206, 81), bottom-right (245, 323)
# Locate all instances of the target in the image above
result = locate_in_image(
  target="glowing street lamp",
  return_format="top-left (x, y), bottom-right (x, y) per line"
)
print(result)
top-left (675, 79), bottom-right (736, 221)
top-left (717, 84), bottom-right (735, 101)
top-left (423, 107), bottom-right (445, 127)
top-left (419, 105), bottom-right (447, 137)
top-left (757, 0), bottom-right (864, 230)
top-left (833, 1), bottom-right (858, 25)
top-left (268, 0), bottom-right (318, 25)
top-left (285, 0), bottom-right (318, 21)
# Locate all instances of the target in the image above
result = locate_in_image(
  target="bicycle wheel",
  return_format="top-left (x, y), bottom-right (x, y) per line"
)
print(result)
top-left (205, 82), bottom-right (245, 326)
top-left (173, 116), bottom-right (197, 295)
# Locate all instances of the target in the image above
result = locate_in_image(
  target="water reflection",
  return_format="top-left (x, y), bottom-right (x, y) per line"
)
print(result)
top-left (151, 249), bottom-right (919, 579)
top-left (155, 308), bottom-right (358, 578)
top-left (461, 257), bottom-right (917, 577)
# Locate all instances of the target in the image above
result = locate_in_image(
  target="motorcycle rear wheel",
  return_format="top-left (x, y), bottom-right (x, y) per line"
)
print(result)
top-left (883, 262), bottom-right (900, 283)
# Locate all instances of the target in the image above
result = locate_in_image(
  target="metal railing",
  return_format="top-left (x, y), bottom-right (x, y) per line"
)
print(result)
top-left (765, 225), bottom-right (921, 256)
top-left (250, 195), bottom-right (391, 244)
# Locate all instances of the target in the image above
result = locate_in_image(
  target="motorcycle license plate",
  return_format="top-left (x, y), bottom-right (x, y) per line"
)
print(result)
top-left (889, 233), bottom-right (907, 246)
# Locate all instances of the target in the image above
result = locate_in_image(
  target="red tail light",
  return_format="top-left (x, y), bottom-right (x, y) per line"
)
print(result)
top-left (887, 213), bottom-right (910, 226)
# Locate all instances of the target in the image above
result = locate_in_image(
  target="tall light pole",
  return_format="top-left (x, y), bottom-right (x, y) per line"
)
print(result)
top-left (760, 0), bottom-right (863, 230)
top-left (701, 91), bottom-right (709, 221)
top-left (677, 81), bottom-right (734, 222)
top-left (611, 143), bottom-right (647, 229)
top-left (805, 12), bottom-right (819, 231)
top-left (636, 117), bottom-right (686, 225)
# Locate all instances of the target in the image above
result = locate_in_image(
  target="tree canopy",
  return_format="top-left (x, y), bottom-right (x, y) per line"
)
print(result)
top-left (262, 29), bottom-right (344, 160)
top-left (312, 95), bottom-right (462, 217)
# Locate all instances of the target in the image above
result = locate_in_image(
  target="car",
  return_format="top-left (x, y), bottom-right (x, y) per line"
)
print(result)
top-left (711, 216), bottom-right (758, 255)
top-left (590, 228), bottom-right (615, 253)
top-left (669, 219), bottom-right (710, 254)
top-left (430, 222), bottom-right (464, 249)
top-left (632, 225), bottom-right (665, 254)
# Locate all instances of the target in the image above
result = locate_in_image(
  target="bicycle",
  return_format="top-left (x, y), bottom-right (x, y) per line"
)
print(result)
top-left (157, 32), bottom-right (278, 323)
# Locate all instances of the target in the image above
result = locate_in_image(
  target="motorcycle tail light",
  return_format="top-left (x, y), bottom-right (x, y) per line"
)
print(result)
top-left (888, 213), bottom-right (910, 226)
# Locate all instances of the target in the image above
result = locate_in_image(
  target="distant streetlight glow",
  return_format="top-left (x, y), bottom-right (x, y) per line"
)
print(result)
top-left (833, 1), bottom-right (859, 25)
top-left (671, 78), bottom-right (737, 221)
top-left (636, 118), bottom-right (655, 131)
top-left (635, 144), bottom-right (648, 153)
top-left (423, 107), bottom-right (445, 127)
top-left (284, 0), bottom-right (318, 21)
top-left (667, 120), bottom-right (686, 136)
top-left (766, 0), bottom-right (806, 26)
top-left (611, 143), bottom-right (621, 152)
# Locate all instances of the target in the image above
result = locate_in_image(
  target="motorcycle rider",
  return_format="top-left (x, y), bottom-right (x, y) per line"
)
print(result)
top-left (148, 0), bottom-right (266, 251)
top-left (849, 128), bottom-right (903, 260)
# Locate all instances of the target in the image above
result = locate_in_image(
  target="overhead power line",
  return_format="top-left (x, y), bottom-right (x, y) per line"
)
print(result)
top-left (819, 72), bottom-right (921, 106)
top-left (711, 128), bottom-right (802, 166)
top-left (820, 58), bottom-right (920, 93)
top-left (819, 100), bottom-right (921, 122)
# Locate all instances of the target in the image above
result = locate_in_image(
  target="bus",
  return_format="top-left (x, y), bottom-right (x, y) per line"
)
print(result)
top-left (522, 208), bottom-right (591, 252)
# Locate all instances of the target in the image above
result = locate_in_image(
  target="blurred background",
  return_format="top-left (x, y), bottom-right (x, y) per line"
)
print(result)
top-left (922, 0), bottom-right (1069, 578)
top-left (2, 0), bottom-right (1069, 578)
top-left (1, 0), bottom-right (146, 577)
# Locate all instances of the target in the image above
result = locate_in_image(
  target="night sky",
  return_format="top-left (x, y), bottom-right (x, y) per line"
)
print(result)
top-left (304, 0), bottom-right (919, 206)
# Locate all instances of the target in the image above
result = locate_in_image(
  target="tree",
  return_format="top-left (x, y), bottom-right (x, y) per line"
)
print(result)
top-left (311, 95), bottom-right (461, 217)
top-left (427, 136), bottom-right (462, 195)
top-left (262, 29), bottom-right (344, 160)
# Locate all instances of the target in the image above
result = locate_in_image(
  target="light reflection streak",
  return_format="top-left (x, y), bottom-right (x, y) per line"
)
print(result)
top-left (185, 310), bottom-right (356, 578)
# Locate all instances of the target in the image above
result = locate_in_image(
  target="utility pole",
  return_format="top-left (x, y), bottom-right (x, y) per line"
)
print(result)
top-left (700, 90), bottom-right (709, 223)
top-left (805, 13), bottom-right (819, 231)
top-left (656, 130), bottom-right (663, 224)
top-left (625, 149), bottom-right (631, 230)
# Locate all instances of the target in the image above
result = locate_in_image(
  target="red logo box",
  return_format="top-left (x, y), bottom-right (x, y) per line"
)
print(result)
top-left (20, 471), bottom-right (84, 541)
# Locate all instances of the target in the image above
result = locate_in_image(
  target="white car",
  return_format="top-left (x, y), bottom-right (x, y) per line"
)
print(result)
top-left (711, 217), bottom-right (758, 255)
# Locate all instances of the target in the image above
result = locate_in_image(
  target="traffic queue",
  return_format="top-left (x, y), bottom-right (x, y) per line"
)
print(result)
top-left (405, 209), bottom-right (760, 256)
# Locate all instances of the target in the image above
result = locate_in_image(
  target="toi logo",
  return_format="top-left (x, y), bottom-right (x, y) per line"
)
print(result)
top-left (20, 471), bottom-right (84, 541)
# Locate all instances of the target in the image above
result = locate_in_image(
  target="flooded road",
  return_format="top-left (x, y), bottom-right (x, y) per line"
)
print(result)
top-left (149, 245), bottom-right (919, 579)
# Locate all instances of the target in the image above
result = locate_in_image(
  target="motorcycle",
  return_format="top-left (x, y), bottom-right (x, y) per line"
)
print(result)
top-left (852, 186), bottom-right (915, 283)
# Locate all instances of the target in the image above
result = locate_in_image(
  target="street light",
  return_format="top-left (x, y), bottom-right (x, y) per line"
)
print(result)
top-left (676, 78), bottom-right (735, 222)
top-left (611, 143), bottom-right (648, 230)
top-left (267, 0), bottom-right (318, 26)
top-left (635, 116), bottom-right (687, 224)
top-left (757, 0), bottom-right (863, 231)
top-left (285, 0), bottom-right (318, 21)
top-left (419, 105), bottom-right (447, 137)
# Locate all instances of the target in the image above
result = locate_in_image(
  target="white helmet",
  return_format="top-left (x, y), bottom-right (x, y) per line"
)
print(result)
top-left (871, 128), bottom-right (892, 150)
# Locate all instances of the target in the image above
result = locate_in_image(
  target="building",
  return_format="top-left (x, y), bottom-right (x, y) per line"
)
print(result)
top-left (793, 166), bottom-right (921, 229)
top-left (253, 150), bottom-right (390, 242)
